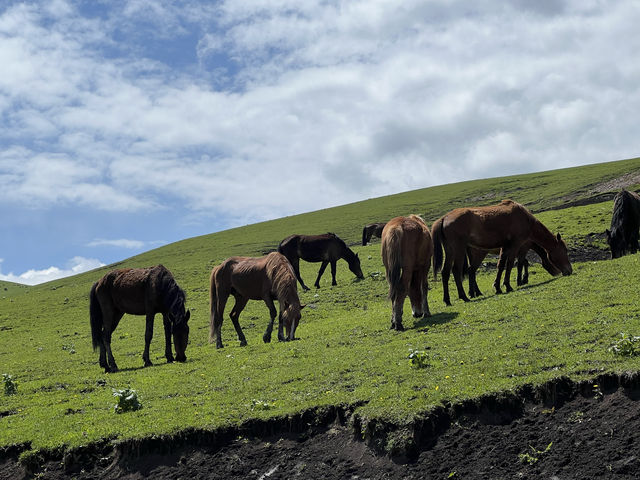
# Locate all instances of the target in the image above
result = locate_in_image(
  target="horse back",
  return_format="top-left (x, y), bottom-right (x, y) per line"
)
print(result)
top-left (95, 266), bottom-right (163, 316)
top-left (217, 256), bottom-right (274, 301)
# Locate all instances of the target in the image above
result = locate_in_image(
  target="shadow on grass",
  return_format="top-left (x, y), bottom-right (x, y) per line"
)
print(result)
top-left (411, 311), bottom-right (458, 330)
top-left (452, 276), bottom-right (562, 305)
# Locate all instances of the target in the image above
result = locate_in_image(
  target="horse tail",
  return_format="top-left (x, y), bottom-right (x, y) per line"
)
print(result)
top-left (382, 226), bottom-right (403, 303)
top-left (89, 282), bottom-right (103, 352)
top-left (362, 226), bottom-right (368, 246)
top-left (432, 216), bottom-right (445, 280)
top-left (209, 267), bottom-right (218, 344)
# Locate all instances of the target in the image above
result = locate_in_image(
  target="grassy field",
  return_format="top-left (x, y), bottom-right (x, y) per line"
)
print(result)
top-left (2, 158), bottom-right (640, 457)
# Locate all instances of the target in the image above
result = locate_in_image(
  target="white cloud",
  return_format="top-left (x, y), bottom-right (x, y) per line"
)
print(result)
top-left (0, 257), bottom-right (105, 286)
top-left (1, 0), bottom-right (640, 228)
top-left (86, 238), bottom-right (147, 249)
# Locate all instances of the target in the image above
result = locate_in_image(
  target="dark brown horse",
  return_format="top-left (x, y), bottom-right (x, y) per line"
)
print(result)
top-left (90, 265), bottom-right (190, 373)
top-left (381, 215), bottom-right (432, 331)
top-left (362, 222), bottom-right (387, 245)
top-left (432, 200), bottom-right (572, 305)
top-left (465, 242), bottom-right (562, 298)
top-left (606, 189), bottom-right (640, 259)
top-left (209, 252), bottom-right (304, 349)
top-left (277, 233), bottom-right (364, 291)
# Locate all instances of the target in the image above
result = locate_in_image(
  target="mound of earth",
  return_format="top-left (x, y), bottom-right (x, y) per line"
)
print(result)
top-left (2, 373), bottom-right (639, 479)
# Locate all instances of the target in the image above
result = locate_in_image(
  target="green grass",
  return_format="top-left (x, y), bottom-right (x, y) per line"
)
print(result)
top-left (1, 158), bottom-right (640, 455)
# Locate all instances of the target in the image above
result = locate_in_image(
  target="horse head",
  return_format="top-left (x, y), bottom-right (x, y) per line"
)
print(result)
top-left (169, 297), bottom-right (190, 362)
top-left (547, 233), bottom-right (572, 276)
top-left (347, 252), bottom-right (365, 280)
top-left (281, 303), bottom-right (305, 341)
top-left (605, 228), bottom-right (626, 259)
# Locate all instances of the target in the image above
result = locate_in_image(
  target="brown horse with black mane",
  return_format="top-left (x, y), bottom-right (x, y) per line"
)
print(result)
top-left (465, 241), bottom-right (562, 298)
top-left (362, 222), bottom-right (387, 245)
top-left (277, 233), bottom-right (364, 291)
top-left (90, 265), bottom-right (190, 373)
top-left (606, 189), bottom-right (640, 259)
top-left (433, 200), bottom-right (572, 305)
top-left (209, 252), bottom-right (304, 349)
top-left (381, 215), bottom-right (432, 331)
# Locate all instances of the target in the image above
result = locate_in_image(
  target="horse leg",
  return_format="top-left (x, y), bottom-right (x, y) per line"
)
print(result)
top-left (291, 257), bottom-right (309, 291)
top-left (503, 255), bottom-right (516, 293)
top-left (214, 290), bottom-right (230, 349)
top-left (162, 314), bottom-right (174, 363)
top-left (229, 295), bottom-right (248, 346)
top-left (314, 261), bottom-right (329, 288)
top-left (493, 251), bottom-right (507, 294)
top-left (391, 290), bottom-right (406, 331)
top-left (142, 313), bottom-right (155, 367)
top-left (102, 308), bottom-right (123, 373)
top-left (441, 254), bottom-right (453, 306)
top-left (452, 252), bottom-right (470, 302)
top-left (262, 297), bottom-right (279, 342)
top-left (330, 260), bottom-right (337, 286)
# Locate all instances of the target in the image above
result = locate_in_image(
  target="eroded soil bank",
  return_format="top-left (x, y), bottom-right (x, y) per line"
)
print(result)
top-left (2, 372), bottom-right (639, 479)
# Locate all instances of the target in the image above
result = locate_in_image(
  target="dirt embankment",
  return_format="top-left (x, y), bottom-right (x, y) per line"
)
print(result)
top-left (3, 372), bottom-right (640, 480)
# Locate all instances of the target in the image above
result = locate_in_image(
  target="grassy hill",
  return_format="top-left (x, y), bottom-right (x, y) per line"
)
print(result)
top-left (2, 157), bottom-right (640, 459)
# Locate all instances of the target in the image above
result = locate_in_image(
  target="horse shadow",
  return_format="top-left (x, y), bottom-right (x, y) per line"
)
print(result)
top-left (411, 311), bottom-right (458, 331)
top-left (469, 276), bottom-right (560, 304)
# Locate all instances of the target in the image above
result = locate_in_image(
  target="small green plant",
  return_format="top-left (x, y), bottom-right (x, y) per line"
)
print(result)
top-left (408, 349), bottom-right (429, 369)
top-left (113, 388), bottom-right (142, 414)
top-left (567, 411), bottom-right (584, 424)
top-left (609, 333), bottom-right (640, 356)
top-left (250, 399), bottom-right (273, 411)
top-left (3, 373), bottom-right (17, 395)
top-left (518, 442), bottom-right (553, 465)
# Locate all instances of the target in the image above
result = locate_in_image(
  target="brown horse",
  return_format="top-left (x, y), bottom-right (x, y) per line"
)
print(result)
top-left (362, 222), bottom-right (387, 245)
top-left (381, 215), bottom-right (433, 331)
top-left (209, 252), bottom-right (304, 349)
top-left (277, 233), bottom-right (364, 291)
top-left (89, 265), bottom-right (190, 373)
top-left (432, 200), bottom-right (572, 305)
top-left (465, 242), bottom-right (562, 298)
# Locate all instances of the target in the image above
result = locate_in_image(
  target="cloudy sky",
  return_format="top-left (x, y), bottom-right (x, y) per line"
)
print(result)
top-left (1, 0), bottom-right (639, 285)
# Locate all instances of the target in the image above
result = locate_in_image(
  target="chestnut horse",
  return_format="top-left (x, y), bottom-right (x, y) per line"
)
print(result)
top-left (381, 215), bottom-right (432, 331)
top-left (465, 242), bottom-right (562, 298)
top-left (277, 233), bottom-right (364, 291)
top-left (432, 200), bottom-right (572, 305)
top-left (362, 222), bottom-right (387, 245)
top-left (89, 265), bottom-right (191, 373)
top-left (606, 189), bottom-right (640, 259)
top-left (209, 252), bottom-right (303, 349)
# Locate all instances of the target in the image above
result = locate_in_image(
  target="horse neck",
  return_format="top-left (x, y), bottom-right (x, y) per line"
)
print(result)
top-left (530, 219), bottom-right (558, 252)
top-left (340, 243), bottom-right (355, 262)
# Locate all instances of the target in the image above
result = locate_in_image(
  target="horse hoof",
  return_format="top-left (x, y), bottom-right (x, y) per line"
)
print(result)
top-left (166, 356), bottom-right (175, 363)
top-left (239, 340), bottom-right (248, 347)
top-left (144, 360), bottom-right (153, 367)
top-left (216, 343), bottom-right (224, 349)
top-left (423, 312), bottom-right (432, 318)
top-left (395, 324), bottom-right (405, 332)
top-left (303, 286), bottom-right (310, 291)
top-left (262, 336), bottom-right (271, 343)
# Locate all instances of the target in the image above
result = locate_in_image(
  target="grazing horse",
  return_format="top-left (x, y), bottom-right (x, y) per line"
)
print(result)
top-left (277, 233), bottom-right (364, 291)
top-left (465, 242), bottom-right (562, 298)
top-left (89, 265), bottom-right (190, 373)
top-left (381, 215), bottom-right (432, 331)
top-left (606, 189), bottom-right (640, 259)
top-left (209, 252), bottom-right (304, 349)
top-left (432, 199), bottom-right (572, 305)
top-left (362, 222), bottom-right (387, 246)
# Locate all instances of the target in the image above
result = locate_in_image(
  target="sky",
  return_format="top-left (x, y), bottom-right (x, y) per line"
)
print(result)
top-left (1, 0), bottom-right (640, 285)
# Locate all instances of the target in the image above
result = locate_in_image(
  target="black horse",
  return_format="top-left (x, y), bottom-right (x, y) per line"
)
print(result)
top-left (278, 233), bottom-right (364, 290)
top-left (90, 265), bottom-right (190, 373)
top-left (606, 189), bottom-right (640, 259)
top-left (362, 222), bottom-right (387, 246)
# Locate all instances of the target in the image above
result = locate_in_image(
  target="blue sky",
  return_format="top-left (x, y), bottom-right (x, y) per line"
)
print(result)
top-left (2, 0), bottom-right (640, 285)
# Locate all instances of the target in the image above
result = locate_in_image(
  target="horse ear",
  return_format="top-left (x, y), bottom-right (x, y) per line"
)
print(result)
top-left (185, 309), bottom-right (191, 322)
top-left (556, 233), bottom-right (561, 241)
top-left (300, 304), bottom-right (307, 310)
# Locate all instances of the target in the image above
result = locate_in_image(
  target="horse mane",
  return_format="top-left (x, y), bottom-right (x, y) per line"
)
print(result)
top-left (611, 189), bottom-right (634, 234)
top-left (267, 253), bottom-right (299, 306)
top-left (155, 265), bottom-right (187, 324)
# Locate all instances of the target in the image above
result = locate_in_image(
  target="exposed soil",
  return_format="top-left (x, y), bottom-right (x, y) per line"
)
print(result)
top-left (3, 373), bottom-right (640, 480)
